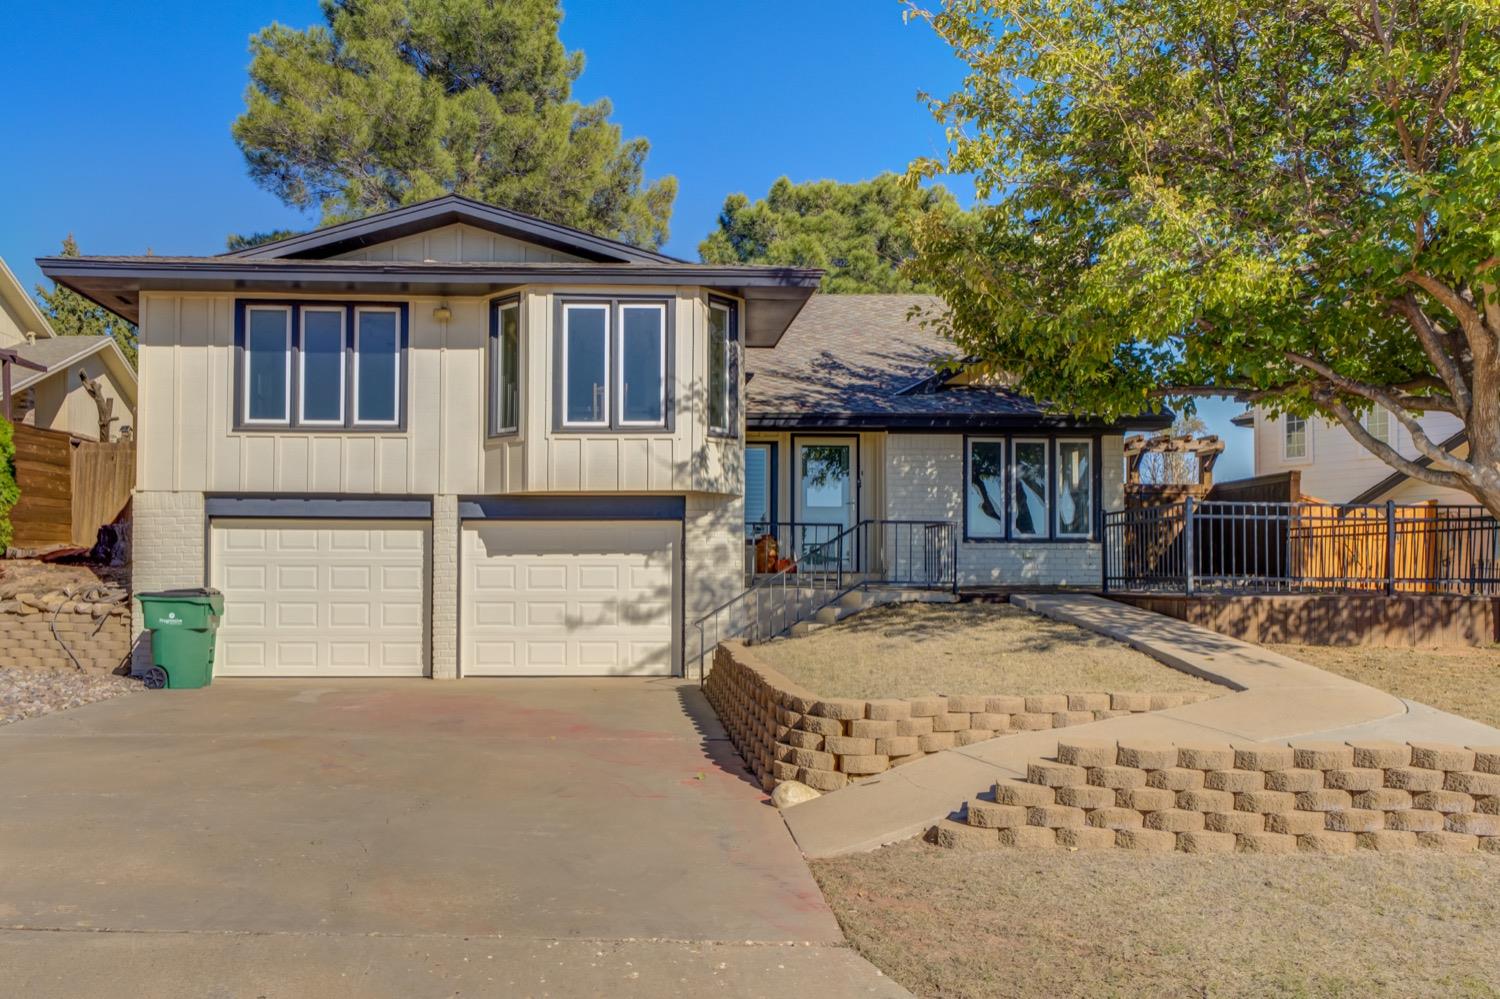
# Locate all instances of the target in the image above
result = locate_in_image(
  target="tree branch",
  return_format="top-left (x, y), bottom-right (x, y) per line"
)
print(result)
top-left (1319, 392), bottom-right (1472, 495)
top-left (1404, 272), bottom-right (1495, 348)
top-left (1284, 352), bottom-right (1474, 473)
top-left (1391, 294), bottom-right (1472, 414)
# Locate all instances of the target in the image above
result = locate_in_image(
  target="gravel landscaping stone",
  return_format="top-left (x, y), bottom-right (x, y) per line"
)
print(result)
top-left (1, 667), bottom-right (141, 726)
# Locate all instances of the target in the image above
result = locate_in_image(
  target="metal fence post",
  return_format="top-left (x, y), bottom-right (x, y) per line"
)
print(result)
top-left (1101, 513), bottom-right (1111, 593)
top-left (1184, 497), bottom-right (1197, 597)
top-left (1386, 499), bottom-right (1397, 596)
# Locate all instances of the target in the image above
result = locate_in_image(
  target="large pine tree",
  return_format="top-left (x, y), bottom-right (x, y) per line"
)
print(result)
top-left (233, 0), bottom-right (676, 248)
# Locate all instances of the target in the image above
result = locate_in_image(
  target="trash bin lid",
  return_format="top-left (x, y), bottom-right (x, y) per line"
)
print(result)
top-left (137, 587), bottom-right (224, 599)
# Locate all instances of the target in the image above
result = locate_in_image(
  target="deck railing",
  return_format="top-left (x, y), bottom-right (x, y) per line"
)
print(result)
top-left (1104, 499), bottom-right (1500, 596)
top-left (690, 518), bottom-right (957, 682)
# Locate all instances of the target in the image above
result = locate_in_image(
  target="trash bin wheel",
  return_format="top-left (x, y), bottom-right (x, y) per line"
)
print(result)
top-left (143, 667), bottom-right (169, 690)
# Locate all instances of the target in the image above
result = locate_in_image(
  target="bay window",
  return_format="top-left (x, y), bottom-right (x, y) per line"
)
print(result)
top-left (491, 299), bottom-right (521, 435)
top-left (558, 297), bottom-right (671, 430)
top-left (964, 436), bottom-right (1098, 541)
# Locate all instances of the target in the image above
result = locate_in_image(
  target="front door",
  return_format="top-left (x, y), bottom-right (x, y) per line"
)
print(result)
top-left (795, 439), bottom-right (856, 568)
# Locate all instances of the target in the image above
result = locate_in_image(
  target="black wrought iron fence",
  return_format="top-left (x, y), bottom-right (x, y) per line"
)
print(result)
top-left (1104, 499), bottom-right (1500, 596)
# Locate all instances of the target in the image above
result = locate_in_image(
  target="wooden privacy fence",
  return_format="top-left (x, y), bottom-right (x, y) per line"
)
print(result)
top-left (1104, 499), bottom-right (1500, 596)
top-left (9, 424), bottom-right (134, 551)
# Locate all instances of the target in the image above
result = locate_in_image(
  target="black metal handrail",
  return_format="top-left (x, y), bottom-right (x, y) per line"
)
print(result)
top-left (1104, 499), bottom-right (1500, 596)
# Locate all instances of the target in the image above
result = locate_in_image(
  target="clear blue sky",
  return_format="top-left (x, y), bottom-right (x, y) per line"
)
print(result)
top-left (0, 0), bottom-right (1250, 475)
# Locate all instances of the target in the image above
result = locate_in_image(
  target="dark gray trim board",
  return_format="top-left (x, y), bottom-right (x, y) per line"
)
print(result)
top-left (459, 495), bottom-right (686, 521)
top-left (205, 496), bottom-right (434, 518)
top-left (747, 412), bottom-right (1173, 432)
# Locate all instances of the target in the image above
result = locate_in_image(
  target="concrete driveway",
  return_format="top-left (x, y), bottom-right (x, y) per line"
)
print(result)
top-left (0, 678), bottom-right (904, 998)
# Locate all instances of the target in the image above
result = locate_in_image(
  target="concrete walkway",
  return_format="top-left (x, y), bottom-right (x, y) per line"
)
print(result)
top-left (0, 678), bottom-right (906, 998)
top-left (783, 594), bottom-right (1500, 858)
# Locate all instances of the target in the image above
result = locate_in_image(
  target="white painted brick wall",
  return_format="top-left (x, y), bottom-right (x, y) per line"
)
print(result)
top-left (885, 434), bottom-right (1125, 588)
top-left (430, 494), bottom-right (458, 679)
top-left (131, 491), bottom-right (207, 672)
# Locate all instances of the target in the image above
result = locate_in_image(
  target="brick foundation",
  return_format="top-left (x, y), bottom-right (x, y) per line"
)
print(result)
top-left (703, 641), bottom-right (1215, 792)
top-left (931, 738), bottom-right (1500, 855)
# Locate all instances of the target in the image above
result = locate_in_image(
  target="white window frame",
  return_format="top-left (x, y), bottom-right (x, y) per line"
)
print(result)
top-left (352, 306), bottom-right (402, 427)
top-left (297, 306), bottom-right (346, 426)
top-left (743, 441), bottom-right (773, 534)
top-left (964, 436), bottom-right (1008, 541)
top-left (1363, 406), bottom-right (1391, 446)
top-left (707, 300), bottom-right (733, 435)
top-left (492, 299), bottom-right (521, 436)
top-left (1283, 414), bottom-right (1308, 460)
top-left (243, 304), bottom-right (292, 426)
top-left (1055, 438), bottom-right (1094, 539)
top-left (561, 302), bottom-right (612, 428)
top-left (616, 302), bottom-right (668, 428)
top-left (1010, 437), bottom-right (1050, 539)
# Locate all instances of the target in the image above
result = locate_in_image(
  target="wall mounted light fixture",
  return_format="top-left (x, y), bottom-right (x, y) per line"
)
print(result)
top-left (433, 304), bottom-right (453, 322)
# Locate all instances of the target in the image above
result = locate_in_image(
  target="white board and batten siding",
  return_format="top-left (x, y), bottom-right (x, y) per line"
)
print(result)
top-left (211, 519), bottom-right (429, 676)
top-left (138, 288), bottom-right (741, 498)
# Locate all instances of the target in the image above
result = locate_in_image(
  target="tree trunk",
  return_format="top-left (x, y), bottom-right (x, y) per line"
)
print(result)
top-left (1464, 349), bottom-right (1500, 522)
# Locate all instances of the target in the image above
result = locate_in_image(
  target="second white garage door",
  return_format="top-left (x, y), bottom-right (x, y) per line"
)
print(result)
top-left (461, 520), bottom-right (679, 676)
top-left (211, 519), bottom-right (429, 676)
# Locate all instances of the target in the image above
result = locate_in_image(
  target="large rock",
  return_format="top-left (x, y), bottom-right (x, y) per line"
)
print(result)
top-left (771, 780), bottom-right (820, 809)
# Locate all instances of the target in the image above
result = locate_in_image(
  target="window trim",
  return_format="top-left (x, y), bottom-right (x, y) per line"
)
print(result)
top-left (489, 296), bottom-right (522, 437)
top-left (961, 433), bottom-right (1100, 543)
top-left (553, 295), bottom-right (676, 433)
top-left (560, 301), bottom-right (612, 429)
top-left (297, 306), bottom-right (346, 427)
top-left (233, 299), bottom-right (408, 433)
top-left (1283, 413), bottom-right (1308, 461)
top-left (1054, 437), bottom-right (1095, 539)
top-left (743, 440), bottom-right (777, 536)
top-left (242, 304), bottom-right (292, 426)
top-left (352, 305), bottom-right (403, 428)
top-left (616, 301), bottom-right (668, 428)
top-left (707, 297), bottom-right (738, 438)
top-left (964, 436), bottom-right (1009, 541)
top-left (1010, 437), bottom-right (1051, 540)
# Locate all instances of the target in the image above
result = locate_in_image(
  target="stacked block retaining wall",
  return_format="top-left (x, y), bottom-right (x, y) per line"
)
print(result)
top-left (703, 641), bottom-right (1215, 792)
top-left (933, 738), bottom-right (1500, 855)
top-left (0, 599), bottom-right (130, 672)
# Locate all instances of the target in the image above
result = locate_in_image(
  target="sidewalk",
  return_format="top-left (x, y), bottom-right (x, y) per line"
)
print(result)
top-left (782, 593), bottom-right (1500, 858)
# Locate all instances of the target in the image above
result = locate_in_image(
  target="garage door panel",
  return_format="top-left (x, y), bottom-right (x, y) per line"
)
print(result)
top-left (462, 520), bottom-right (679, 676)
top-left (212, 519), bottom-right (429, 677)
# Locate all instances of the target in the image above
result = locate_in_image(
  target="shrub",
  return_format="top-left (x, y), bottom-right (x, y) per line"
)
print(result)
top-left (0, 416), bottom-right (19, 552)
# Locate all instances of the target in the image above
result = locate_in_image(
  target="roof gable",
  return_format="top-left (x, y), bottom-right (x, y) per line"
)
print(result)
top-left (223, 195), bottom-right (679, 265)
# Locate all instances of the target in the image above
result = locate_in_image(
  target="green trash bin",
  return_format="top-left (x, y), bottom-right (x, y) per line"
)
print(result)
top-left (136, 588), bottom-right (224, 689)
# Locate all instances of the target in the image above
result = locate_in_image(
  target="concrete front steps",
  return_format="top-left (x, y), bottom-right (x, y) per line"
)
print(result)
top-left (788, 585), bottom-right (958, 637)
top-left (932, 737), bottom-right (1500, 855)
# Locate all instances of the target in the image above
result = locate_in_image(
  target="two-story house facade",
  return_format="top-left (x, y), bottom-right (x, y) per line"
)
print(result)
top-left (40, 196), bottom-right (1167, 680)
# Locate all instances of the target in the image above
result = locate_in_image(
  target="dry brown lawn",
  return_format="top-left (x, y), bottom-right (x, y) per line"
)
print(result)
top-left (751, 601), bottom-right (1220, 700)
top-left (813, 839), bottom-right (1500, 999)
top-left (1269, 644), bottom-right (1500, 729)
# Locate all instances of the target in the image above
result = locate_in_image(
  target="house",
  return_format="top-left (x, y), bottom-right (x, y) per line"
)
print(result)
top-left (1231, 405), bottom-right (1473, 505)
top-left (0, 257), bottom-right (136, 441)
top-left (38, 195), bottom-right (1164, 680)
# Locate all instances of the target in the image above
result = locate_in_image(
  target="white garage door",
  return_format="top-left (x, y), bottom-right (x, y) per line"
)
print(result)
top-left (461, 520), bottom-right (679, 676)
top-left (211, 519), bottom-right (429, 676)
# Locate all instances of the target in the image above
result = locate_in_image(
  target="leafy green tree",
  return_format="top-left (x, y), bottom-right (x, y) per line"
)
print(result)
top-left (699, 175), bottom-right (960, 293)
top-left (233, 0), bottom-right (676, 248)
top-left (907, 0), bottom-right (1500, 515)
top-left (0, 415), bottom-right (18, 552)
top-left (226, 229), bottom-right (301, 252)
top-left (34, 236), bottom-right (138, 366)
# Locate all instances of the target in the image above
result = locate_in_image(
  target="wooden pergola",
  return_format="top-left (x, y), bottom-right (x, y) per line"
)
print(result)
top-left (1124, 433), bottom-right (1226, 486)
top-left (0, 347), bottom-right (47, 420)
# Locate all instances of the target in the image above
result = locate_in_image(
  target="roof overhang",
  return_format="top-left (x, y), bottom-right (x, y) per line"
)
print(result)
top-left (746, 411), bottom-right (1174, 432)
top-left (221, 194), bottom-right (682, 264)
top-left (36, 257), bottom-right (823, 347)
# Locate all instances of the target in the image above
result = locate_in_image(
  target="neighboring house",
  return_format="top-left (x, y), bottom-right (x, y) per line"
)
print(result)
top-left (0, 256), bottom-right (136, 441)
top-left (39, 196), bottom-right (1162, 680)
top-left (1231, 405), bottom-right (1473, 505)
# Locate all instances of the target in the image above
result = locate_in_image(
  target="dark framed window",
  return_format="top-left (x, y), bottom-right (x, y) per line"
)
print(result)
top-left (964, 435), bottom-right (1097, 542)
top-left (707, 298), bottom-right (737, 436)
top-left (744, 441), bottom-right (775, 537)
top-left (235, 299), bottom-right (407, 431)
top-left (491, 298), bottom-right (521, 435)
top-left (556, 296), bottom-right (673, 431)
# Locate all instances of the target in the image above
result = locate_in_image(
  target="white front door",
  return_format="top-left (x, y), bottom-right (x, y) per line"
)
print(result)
top-left (461, 520), bottom-right (679, 676)
top-left (211, 519), bottom-right (429, 676)
top-left (796, 439), bottom-right (856, 567)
